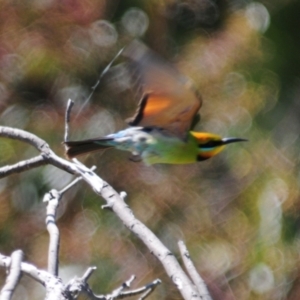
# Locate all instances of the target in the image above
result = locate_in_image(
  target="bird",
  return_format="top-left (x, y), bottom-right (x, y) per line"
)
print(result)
top-left (65, 40), bottom-right (246, 165)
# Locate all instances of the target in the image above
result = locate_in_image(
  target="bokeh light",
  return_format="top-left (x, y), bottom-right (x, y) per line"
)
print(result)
top-left (0, 1), bottom-right (300, 299)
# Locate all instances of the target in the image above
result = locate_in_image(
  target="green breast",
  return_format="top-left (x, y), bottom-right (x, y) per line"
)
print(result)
top-left (142, 132), bottom-right (199, 165)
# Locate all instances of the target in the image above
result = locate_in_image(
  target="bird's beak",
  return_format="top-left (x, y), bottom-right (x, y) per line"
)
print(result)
top-left (221, 137), bottom-right (248, 145)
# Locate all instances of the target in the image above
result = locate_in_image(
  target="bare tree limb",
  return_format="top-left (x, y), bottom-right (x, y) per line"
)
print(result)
top-left (0, 253), bottom-right (43, 285)
top-left (98, 184), bottom-right (200, 299)
top-left (43, 169), bottom-right (96, 277)
top-left (178, 241), bottom-right (212, 300)
top-left (64, 99), bottom-right (74, 143)
top-left (0, 127), bottom-right (47, 150)
top-left (0, 251), bottom-right (161, 300)
top-left (65, 267), bottom-right (100, 299)
top-left (71, 159), bottom-right (104, 191)
top-left (0, 253), bottom-right (68, 300)
top-left (0, 126), bottom-right (82, 178)
top-left (67, 271), bottom-right (161, 300)
top-left (107, 274), bottom-right (136, 298)
top-left (44, 190), bottom-right (61, 277)
top-left (121, 278), bottom-right (162, 300)
top-left (0, 250), bottom-right (23, 300)
top-left (0, 155), bottom-right (48, 177)
top-left (0, 126), bottom-right (207, 299)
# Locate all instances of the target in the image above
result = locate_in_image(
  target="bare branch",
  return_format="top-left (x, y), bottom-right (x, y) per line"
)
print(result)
top-left (64, 99), bottom-right (74, 143)
top-left (44, 190), bottom-right (62, 276)
top-left (0, 250), bottom-right (23, 300)
top-left (81, 267), bottom-right (97, 282)
top-left (98, 183), bottom-right (200, 299)
top-left (70, 159), bottom-right (103, 192)
top-left (59, 176), bottom-right (83, 195)
top-left (59, 165), bottom-right (97, 196)
top-left (0, 253), bottom-right (43, 285)
top-left (0, 253), bottom-right (68, 300)
top-left (0, 126), bottom-right (76, 178)
top-left (0, 155), bottom-right (47, 178)
top-left (121, 278), bottom-right (162, 300)
top-left (0, 126), bottom-right (202, 299)
top-left (67, 272), bottom-right (160, 300)
top-left (107, 275), bottom-right (136, 299)
top-left (43, 169), bottom-right (96, 277)
top-left (178, 241), bottom-right (212, 300)
top-left (0, 126), bottom-right (48, 151)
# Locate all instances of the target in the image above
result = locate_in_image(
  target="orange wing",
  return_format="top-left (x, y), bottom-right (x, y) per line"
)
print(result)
top-left (123, 40), bottom-right (202, 140)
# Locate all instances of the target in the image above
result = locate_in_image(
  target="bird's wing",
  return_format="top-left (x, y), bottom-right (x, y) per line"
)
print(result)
top-left (123, 40), bottom-right (202, 140)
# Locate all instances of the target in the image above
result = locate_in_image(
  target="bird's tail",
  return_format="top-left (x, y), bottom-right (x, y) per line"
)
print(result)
top-left (64, 138), bottom-right (114, 158)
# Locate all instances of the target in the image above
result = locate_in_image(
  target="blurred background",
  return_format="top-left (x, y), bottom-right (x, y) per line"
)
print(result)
top-left (0, 0), bottom-right (300, 299)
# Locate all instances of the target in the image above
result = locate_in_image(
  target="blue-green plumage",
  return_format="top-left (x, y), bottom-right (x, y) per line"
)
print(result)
top-left (64, 40), bottom-right (247, 164)
top-left (65, 127), bottom-right (246, 165)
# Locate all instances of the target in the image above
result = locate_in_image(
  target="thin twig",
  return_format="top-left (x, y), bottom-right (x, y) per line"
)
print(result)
top-left (120, 279), bottom-right (162, 300)
top-left (75, 47), bottom-right (124, 118)
top-left (107, 275), bottom-right (136, 298)
top-left (81, 267), bottom-right (97, 282)
top-left (0, 155), bottom-right (47, 178)
top-left (0, 250), bottom-right (23, 300)
top-left (64, 99), bottom-right (74, 143)
top-left (178, 240), bottom-right (212, 300)
top-left (59, 165), bottom-right (96, 196)
top-left (138, 288), bottom-right (154, 300)
top-left (76, 275), bottom-right (161, 300)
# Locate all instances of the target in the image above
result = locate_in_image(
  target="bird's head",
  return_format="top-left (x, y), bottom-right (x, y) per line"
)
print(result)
top-left (191, 132), bottom-right (247, 161)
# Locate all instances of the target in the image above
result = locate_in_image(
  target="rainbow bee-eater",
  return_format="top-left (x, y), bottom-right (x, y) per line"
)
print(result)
top-left (65, 40), bottom-right (246, 165)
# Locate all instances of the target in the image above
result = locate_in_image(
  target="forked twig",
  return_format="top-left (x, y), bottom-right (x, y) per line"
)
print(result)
top-left (0, 250), bottom-right (23, 300)
top-left (43, 165), bottom-right (97, 276)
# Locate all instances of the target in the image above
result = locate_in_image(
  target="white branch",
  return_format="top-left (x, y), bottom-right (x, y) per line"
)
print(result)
top-left (98, 183), bottom-right (200, 299)
top-left (67, 271), bottom-right (161, 300)
top-left (64, 99), bottom-right (74, 143)
top-left (0, 126), bottom-right (76, 178)
top-left (0, 250), bottom-right (23, 300)
top-left (121, 278), bottom-right (162, 300)
top-left (107, 274), bottom-right (136, 298)
top-left (44, 190), bottom-right (61, 276)
top-left (0, 253), bottom-right (67, 300)
top-left (178, 241), bottom-right (212, 300)
top-left (0, 126), bottom-right (208, 299)
top-left (0, 155), bottom-right (47, 177)
top-left (43, 169), bottom-right (96, 277)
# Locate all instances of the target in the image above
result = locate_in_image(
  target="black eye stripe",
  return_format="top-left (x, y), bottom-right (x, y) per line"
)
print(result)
top-left (200, 140), bottom-right (223, 148)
